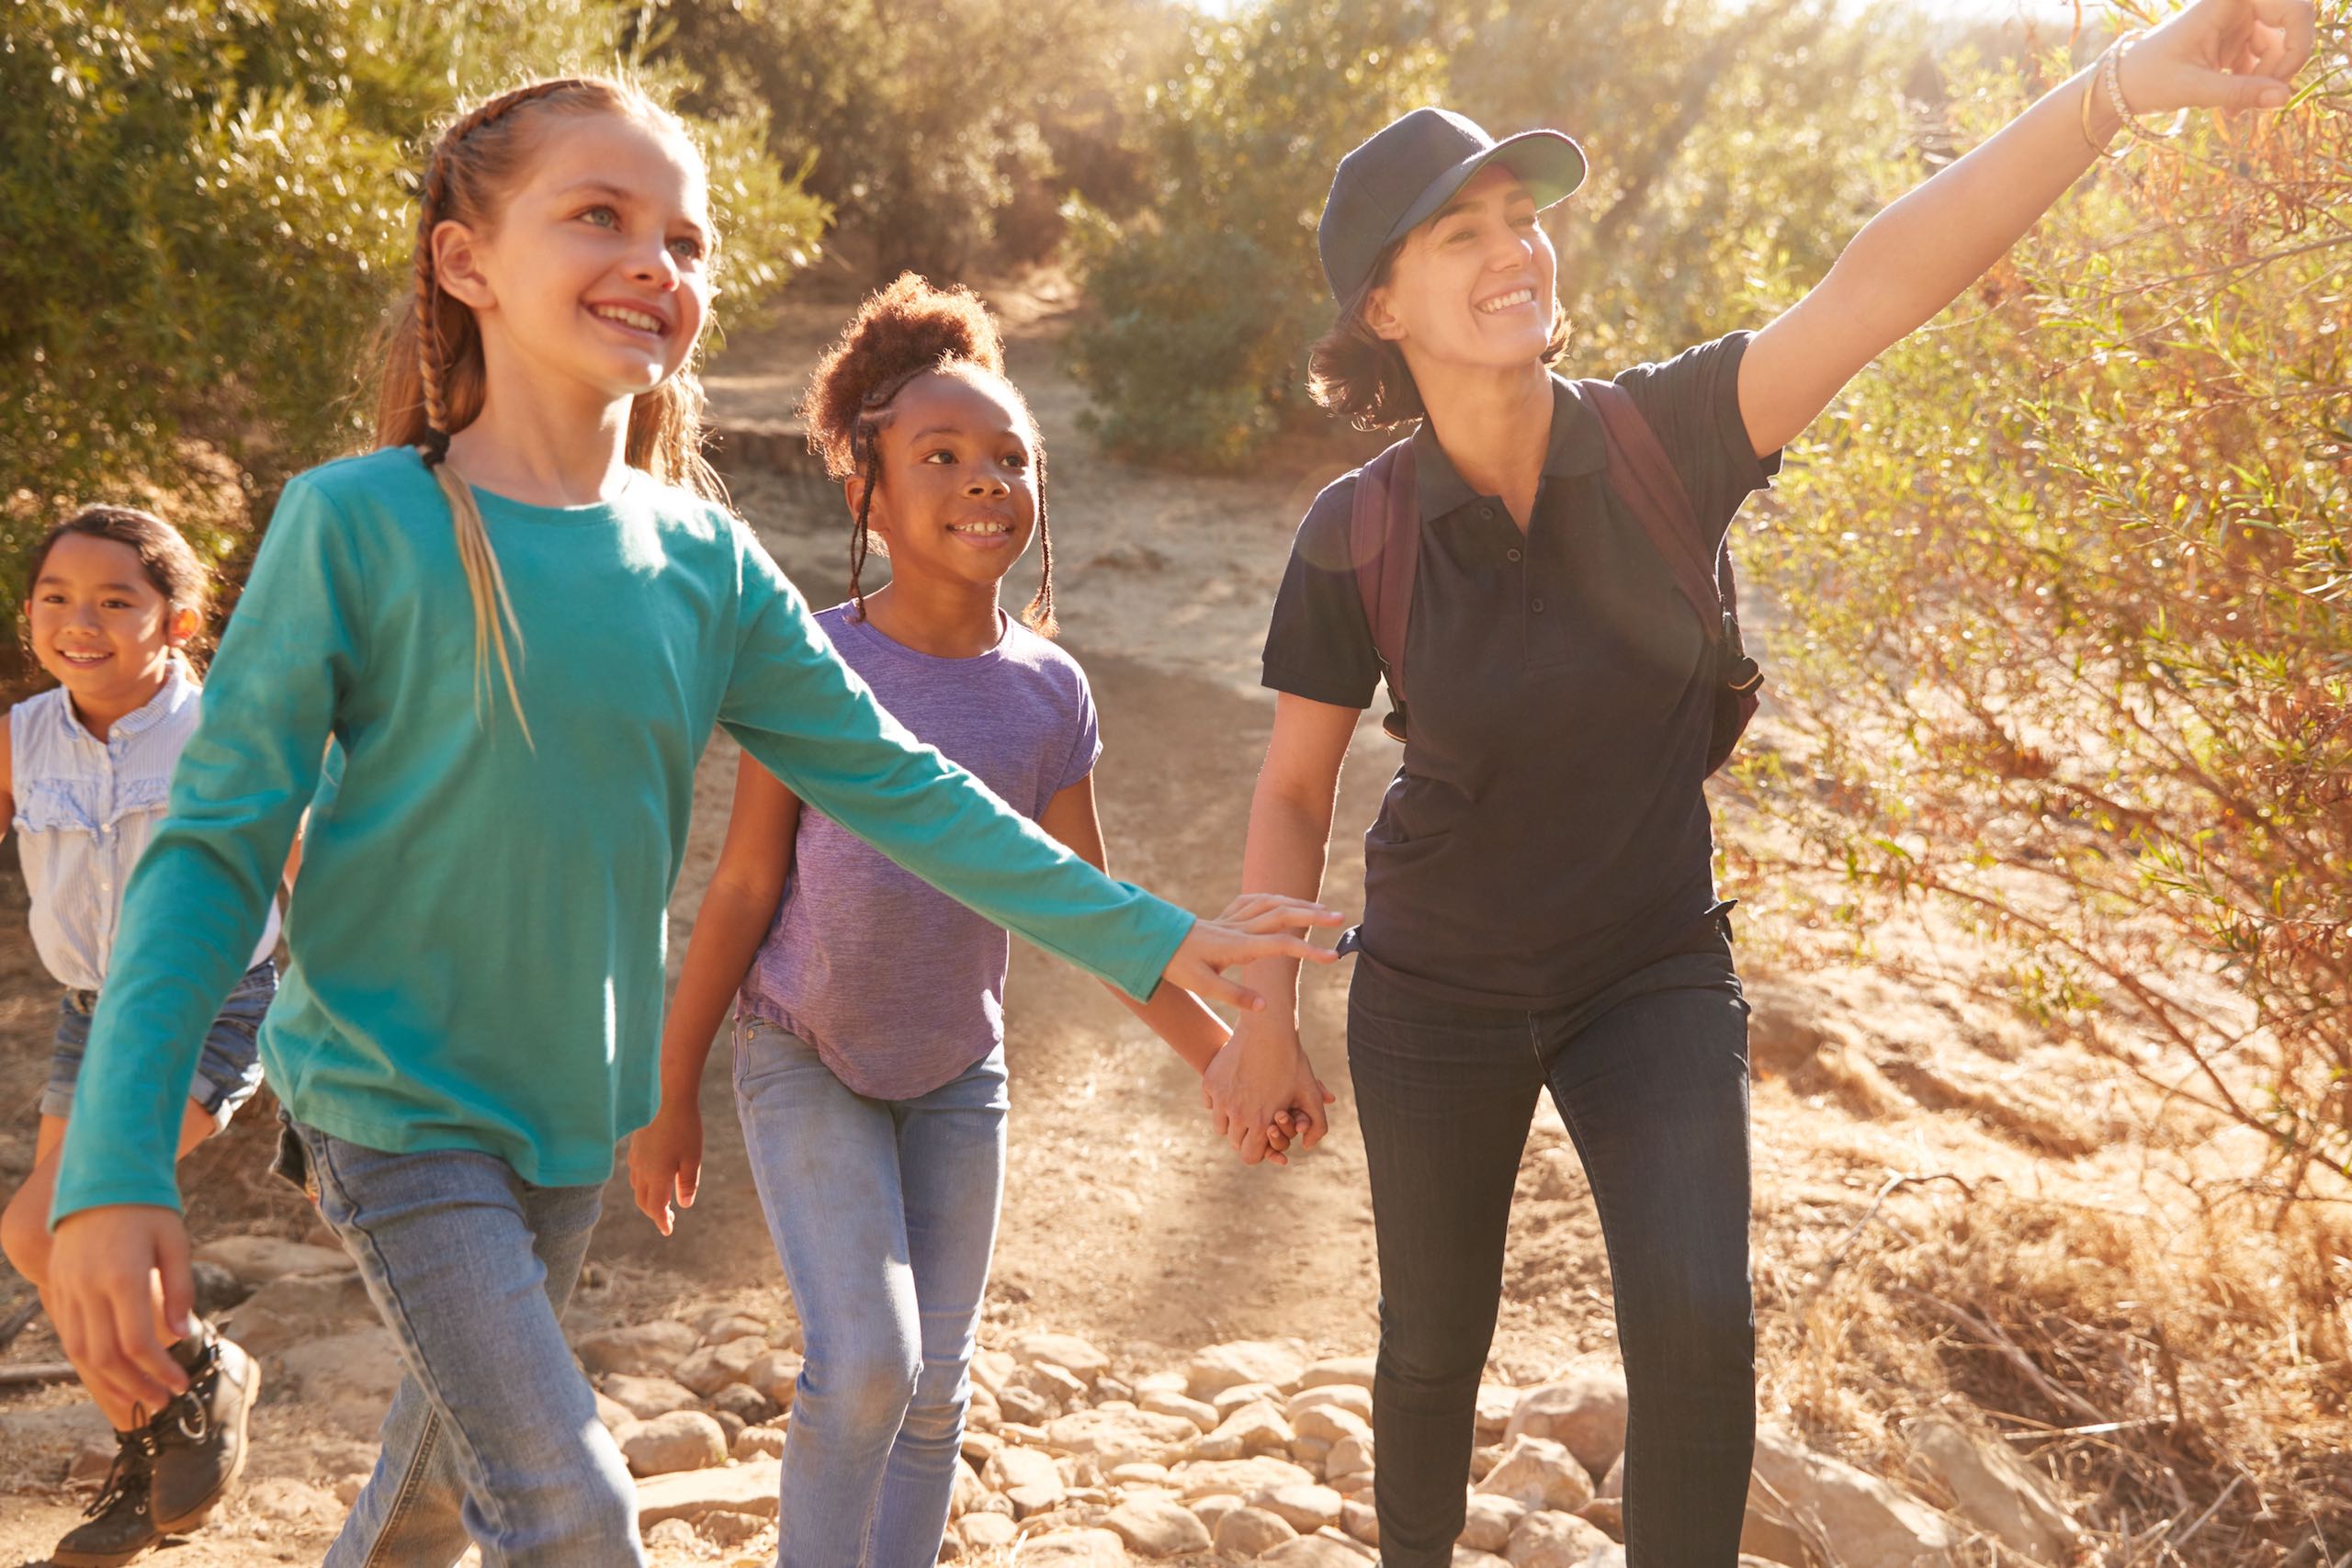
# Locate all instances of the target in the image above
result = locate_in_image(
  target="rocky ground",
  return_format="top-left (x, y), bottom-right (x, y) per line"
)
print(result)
top-left (3, 270), bottom-right (2335, 1566)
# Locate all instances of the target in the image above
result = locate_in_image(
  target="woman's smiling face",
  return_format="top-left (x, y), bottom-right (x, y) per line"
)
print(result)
top-left (1366, 164), bottom-right (1558, 377)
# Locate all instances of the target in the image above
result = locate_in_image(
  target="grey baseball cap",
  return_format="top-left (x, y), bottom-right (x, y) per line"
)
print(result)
top-left (1317, 107), bottom-right (1587, 302)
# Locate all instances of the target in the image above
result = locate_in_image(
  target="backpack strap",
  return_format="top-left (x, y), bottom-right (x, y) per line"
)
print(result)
top-left (1348, 435), bottom-right (1419, 739)
top-left (1578, 379), bottom-right (1762, 698)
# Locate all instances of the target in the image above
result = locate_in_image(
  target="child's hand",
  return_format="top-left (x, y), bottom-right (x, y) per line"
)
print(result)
top-left (1166, 896), bottom-right (1347, 1013)
top-left (628, 1106), bottom-right (704, 1236)
top-left (47, 1205), bottom-right (196, 1416)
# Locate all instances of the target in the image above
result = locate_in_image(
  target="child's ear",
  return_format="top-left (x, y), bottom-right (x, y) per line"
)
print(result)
top-left (164, 604), bottom-right (200, 649)
top-left (1363, 286), bottom-right (1407, 344)
top-left (431, 220), bottom-right (496, 311)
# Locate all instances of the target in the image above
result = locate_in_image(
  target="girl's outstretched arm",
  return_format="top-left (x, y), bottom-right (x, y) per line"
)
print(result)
top-left (1738, 0), bottom-right (2315, 457)
top-left (629, 751), bottom-right (800, 1235)
top-left (719, 537), bottom-right (1342, 1012)
top-left (1035, 773), bottom-right (1331, 1164)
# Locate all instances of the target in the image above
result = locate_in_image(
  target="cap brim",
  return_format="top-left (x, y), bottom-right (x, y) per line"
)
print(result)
top-left (1379, 130), bottom-right (1589, 259)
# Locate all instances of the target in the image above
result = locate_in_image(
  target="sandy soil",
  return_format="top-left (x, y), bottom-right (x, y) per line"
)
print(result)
top-left (0, 273), bottom-right (2289, 1564)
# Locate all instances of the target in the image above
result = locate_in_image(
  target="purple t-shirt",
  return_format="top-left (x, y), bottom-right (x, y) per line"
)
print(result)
top-left (739, 604), bottom-right (1102, 1099)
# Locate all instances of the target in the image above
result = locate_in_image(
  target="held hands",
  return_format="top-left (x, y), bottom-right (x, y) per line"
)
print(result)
top-left (2121, 0), bottom-right (2315, 116)
top-left (628, 1103), bottom-right (704, 1236)
top-left (46, 1205), bottom-right (198, 1416)
top-left (1205, 1011), bottom-right (1335, 1168)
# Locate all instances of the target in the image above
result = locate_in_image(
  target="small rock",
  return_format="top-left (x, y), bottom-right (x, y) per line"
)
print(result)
top-left (1453, 1553), bottom-right (1512, 1568)
top-left (1094, 1375), bottom-right (1135, 1404)
top-left (276, 1327), bottom-right (404, 1438)
top-left (1459, 1492), bottom-right (1527, 1551)
top-left (1325, 1434), bottom-right (1375, 1482)
top-left (1598, 1453), bottom-right (1623, 1499)
top-left (1188, 1494), bottom-right (1246, 1534)
top-left (602, 1374), bottom-right (701, 1420)
top-left (1475, 1384), bottom-right (1520, 1440)
top-left (334, 1472), bottom-right (369, 1506)
top-left (622, 1410), bottom-right (727, 1477)
top-left (1142, 1389), bottom-right (1219, 1432)
top-left (673, 1334), bottom-right (767, 1396)
top-left (710, 1408), bottom-right (746, 1447)
top-left (1135, 1369), bottom-right (1190, 1397)
top-left (745, 1348), bottom-right (803, 1410)
top-left (190, 1259), bottom-right (249, 1316)
top-left (195, 1235), bottom-right (354, 1284)
top-left (1913, 1416), bottom-right (2079, 1563)
top-left (970, 1348), bottom-right (1018, 1393)
top-left (1342, 1497), bottom-right (1379, 1546)
top-left (1504, 1365), bottom-right (1630, 1483)
top-left (732, 1425), bottom-right (786, 1461)
top-left (1295, 1356), bottom-right (1377, 1393)
top-left (1262, 1537), bottom-right (1371, 1566)
top-left (705, 1381), bottom-right (778, 1426)
top-left (1254, 1482), bottom-right (1345, 1533)
top-left (230, 1269), bottom-right (374, 1356)
top-left (1022, 1528), bottom-right (1131, 1566)
top-left (1192, 1399), bottom-right (1295, 1461)
top-left (1215, 1505), bottom-right (1300, 1557)
top-left (1293, 1403), bottom-right (1373, 1448)
top-left (1213, 1382), bottom-right (1284, 1419)
top-left (1012, 1330), bottom-right (1112, 1382)
top-left (699, 1508), bottom-right (768, 1546)
top-left (950, 1459), bottom-right (989, 1518)
top-left (67, 1438), bottom-right (118, 1486)
top-left (1110, 1461), bottom-right (1170, 1485)
top-left (642, 1517), bottom-right (699, 1551)
top-left (967, 1383), bottom-right (1001, 1431)
top-left (1187, 1339), bottom-right (1310, 1400)
top-left (1106, 1494), bottom-right (1214, 1557)
top-left (1744, 1426), bottom-right (1959, 1568)
top-left (594, 1390), bottom-right (637, 1433)
top-left (698, 1311), bottom-right (770, 1346)
top-left (1289, 1384), bottom-right (1374, 1424)
top-left (1476, 1435), bottom-right (1595, 1512)
top-left (960, 1512), bottom-right (1020, 1550)
top-left (983, 1444), bottom-right (1063, 1499)
top-left (635, 1457), bottom-right (781, 1526)
top-left (1505, 1508), bottom-right (1612, 1568)
top-left (576, 1319), bottom-right (699, 1377)
top-left (1000, 1384), bottom-right (1057, 1426)
top-left (1577, 1498), bottom-right (1623, 1541)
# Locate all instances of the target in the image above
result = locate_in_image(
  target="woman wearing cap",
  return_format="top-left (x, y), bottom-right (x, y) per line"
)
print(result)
top-left (1203, 3), bottom-right (2313, 1563)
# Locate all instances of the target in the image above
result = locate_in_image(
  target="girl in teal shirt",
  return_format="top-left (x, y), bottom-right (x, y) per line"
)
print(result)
top-left (45, 76), bottom-right (1336, 1567)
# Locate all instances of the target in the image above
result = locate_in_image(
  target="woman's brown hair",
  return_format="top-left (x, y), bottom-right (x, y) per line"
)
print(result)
top-left (371, 76), bottom-right (723, 741)
top-left (799, 273), bottom-right (1057, 636)
top-left (1306, 241), bottom-right (1572, 430)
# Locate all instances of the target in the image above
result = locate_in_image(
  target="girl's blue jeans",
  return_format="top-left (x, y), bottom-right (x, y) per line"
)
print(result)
top-left (281, 1118), bottom-right (642, 1568)
top-left (733, 1015), bottom-right (1007, 1568)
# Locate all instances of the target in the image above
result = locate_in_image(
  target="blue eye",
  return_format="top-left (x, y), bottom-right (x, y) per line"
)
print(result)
top-left (580, 205), bottom-right (619, 229)
top-left (669, 234), bottom-right (706, 262)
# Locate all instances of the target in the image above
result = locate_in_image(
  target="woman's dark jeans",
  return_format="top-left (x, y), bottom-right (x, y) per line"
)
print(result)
top-left (1347, 943), bottom-right (1756, 1568)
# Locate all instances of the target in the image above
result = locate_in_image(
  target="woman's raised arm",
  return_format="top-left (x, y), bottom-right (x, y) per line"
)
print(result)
top-left (1738, 0), bottom-right (2314, 457)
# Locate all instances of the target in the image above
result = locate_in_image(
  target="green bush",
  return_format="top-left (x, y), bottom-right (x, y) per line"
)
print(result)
top-left (2, 0), bottom-right (825, 686)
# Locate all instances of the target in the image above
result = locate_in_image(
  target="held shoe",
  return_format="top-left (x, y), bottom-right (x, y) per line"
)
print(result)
top-left (50, 1426), bottom-right (161, 1568)
top-left (147, 1315), bottom-right (261, 1533)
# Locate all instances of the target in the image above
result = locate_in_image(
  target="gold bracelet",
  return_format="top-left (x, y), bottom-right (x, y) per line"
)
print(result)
top-left (2080, 42), bottom-right (2129, 159)
top-left (2104, 28), bottom-right (2190, 144)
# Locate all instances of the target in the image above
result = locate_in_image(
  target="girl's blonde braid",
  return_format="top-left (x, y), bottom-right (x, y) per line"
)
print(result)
top-left (411, 79), bottom-right (597, 744)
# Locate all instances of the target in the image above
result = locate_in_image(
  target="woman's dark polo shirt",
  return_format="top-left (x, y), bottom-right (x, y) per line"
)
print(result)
top-left (1261, 333), bottom-right (1779, 1010)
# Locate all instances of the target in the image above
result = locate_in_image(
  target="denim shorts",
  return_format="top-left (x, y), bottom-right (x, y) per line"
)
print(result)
top-left (43, 960), bottom-right (275, 1128)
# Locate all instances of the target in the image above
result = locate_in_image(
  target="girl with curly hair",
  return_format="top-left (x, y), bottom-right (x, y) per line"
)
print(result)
top-left (632, 273), bottom-right (1328, 1564)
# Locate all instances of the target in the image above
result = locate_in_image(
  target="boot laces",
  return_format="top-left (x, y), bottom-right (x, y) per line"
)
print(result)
top-left (83, 1424), bottom-right (156, 1520)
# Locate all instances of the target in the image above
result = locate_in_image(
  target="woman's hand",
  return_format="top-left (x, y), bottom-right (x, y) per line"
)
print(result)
top-left (2121, 0), bottom-right (2315, 116)
top-left (46, 1205), bottom-right (196, 1416)
top-left (1162, 894), bottom-right (1346, 1013)
top-left (1205, 1011), bottom-right (1335, 1167)
top-left (628, 1105), bottom-right (705, 1237)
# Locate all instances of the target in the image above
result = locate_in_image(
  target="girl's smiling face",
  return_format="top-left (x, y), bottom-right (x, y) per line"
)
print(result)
top-left (1367, 164), bottom-right (1558, 377)
top-left (858, 369), bottom-right (1041, 594)
top-left (27, 533), bottom-right (194, 708)
top-left (434, 111), bottom-right (717, 408)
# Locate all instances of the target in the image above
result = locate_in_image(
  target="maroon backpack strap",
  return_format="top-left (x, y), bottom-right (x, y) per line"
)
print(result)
top-left (1577, 378), bottom-right (1722, 630)
top-left (1349, 435), bottom-right (1419, 732)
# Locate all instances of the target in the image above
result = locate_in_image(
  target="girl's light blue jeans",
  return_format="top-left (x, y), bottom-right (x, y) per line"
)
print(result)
top-left (733, 1015), bottom-right (1008, 1568)
top-left (282, 1118), bottom-right (642, 1568)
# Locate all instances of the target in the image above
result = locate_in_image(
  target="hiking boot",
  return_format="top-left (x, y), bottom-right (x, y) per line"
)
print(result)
top-left (146, 1316), bottom-right (261, 1534)
top-left (51, 1427), bottom-right (160, 1568)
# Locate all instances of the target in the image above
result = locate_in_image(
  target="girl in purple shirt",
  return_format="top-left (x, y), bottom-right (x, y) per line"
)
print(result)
top-left (631, 275), bottom-right (1322, 1562)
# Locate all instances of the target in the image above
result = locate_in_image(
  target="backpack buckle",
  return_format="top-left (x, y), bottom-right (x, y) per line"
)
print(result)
top-left (1726, 656), bottom-right (1763, 695)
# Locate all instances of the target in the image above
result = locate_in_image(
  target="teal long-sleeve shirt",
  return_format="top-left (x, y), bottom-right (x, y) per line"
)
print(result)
top-left (52, 448), bottom-right (1194, 1222)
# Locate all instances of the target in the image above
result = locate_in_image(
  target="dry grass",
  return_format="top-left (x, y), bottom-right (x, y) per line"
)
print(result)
top-left (1759, 1169), bottom-right (2352, 1565)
